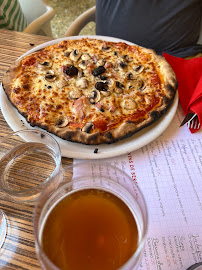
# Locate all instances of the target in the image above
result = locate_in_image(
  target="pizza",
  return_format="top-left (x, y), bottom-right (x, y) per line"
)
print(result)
top-left (2, 38), bottom-right (177, 145)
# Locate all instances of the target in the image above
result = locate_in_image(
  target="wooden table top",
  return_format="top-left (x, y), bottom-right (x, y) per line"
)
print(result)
top-left (0, 29), bottom-right (73, 269)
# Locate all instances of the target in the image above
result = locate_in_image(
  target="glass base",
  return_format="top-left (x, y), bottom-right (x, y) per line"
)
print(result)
top-left (0, 210), bottom-right (7, 249)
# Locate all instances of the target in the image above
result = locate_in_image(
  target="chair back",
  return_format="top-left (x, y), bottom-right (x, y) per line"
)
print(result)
top-left (18, 0), bottom-right (48, 24)
top-left (18, 0), bottom-right (54, 36)
top-left (197, 19), bottom-right (202, 44)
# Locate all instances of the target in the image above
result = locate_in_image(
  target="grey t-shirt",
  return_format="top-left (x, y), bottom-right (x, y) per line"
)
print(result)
top-left (96, 0), bottom-right (202, 57)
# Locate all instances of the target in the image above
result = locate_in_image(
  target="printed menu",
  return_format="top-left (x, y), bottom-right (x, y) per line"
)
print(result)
top-left (73, 106), bottom-right (202, 270)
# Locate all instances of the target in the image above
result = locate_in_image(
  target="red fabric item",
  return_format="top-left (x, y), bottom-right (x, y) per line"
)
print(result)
top-left (163, 53), bottom-right (202, 133)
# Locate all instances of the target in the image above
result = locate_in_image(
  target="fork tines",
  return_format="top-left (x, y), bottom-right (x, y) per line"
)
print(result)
top-left (187, 113), bottom-right (200, 130)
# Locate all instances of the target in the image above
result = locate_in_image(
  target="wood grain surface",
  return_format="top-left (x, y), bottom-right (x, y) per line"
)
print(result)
top-left (0, 29), bottom-right (73, 269)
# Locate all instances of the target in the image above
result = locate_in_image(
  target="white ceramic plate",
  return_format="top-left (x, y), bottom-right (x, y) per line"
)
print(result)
top-left (0, 35), bottom-right (178, 159)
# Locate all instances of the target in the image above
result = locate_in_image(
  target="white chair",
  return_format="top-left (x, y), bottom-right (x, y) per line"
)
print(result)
top-left (18, 0), bottom-right (55, 37)
top-left (64, 6), bottom-right (95, 37)
top-left (198, 19), bottom-right (202, 45)
top-left (64, 5), bottom-right (202, 46)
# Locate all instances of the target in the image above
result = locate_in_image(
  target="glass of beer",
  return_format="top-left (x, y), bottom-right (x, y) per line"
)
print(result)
top-left (34, 162), bottom-right (148, 270)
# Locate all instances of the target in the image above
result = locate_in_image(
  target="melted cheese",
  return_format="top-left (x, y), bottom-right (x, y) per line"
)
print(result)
top-left (11, 38), bottom-right (165, 133)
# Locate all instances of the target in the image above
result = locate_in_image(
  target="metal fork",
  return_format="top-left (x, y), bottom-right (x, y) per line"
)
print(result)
top-left (187, 113), bottom-right (200, 130)
top-left (180, 112), bottom-right (200, 130)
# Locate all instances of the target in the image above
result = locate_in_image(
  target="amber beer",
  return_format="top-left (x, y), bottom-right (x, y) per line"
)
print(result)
top-left (40, 188), bottom-right (140, 270)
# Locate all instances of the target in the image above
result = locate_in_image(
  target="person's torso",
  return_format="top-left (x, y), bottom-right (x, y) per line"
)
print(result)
top-left (96, 0), bottom-right (202, 57)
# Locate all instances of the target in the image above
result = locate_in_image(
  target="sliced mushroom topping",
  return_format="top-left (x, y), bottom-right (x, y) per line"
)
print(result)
top-left (127, 72), bottom-right (135, 80)
top-left (75, 78), bottom-right (88, 89)
top-left (69, 89), bottom-right (82, 100)
top-left (100, 107), bottom-right (104, 112)
top-left (55, 116), bottom-right (69, 128)
top-left (114, 87), bottom-right (123, 94)
top-left (116, 81), bottom-right (124, 89)
top-left (124, 84), bottom-right (134, 94)
top-left (117, 59), bottom-right (128, 69)
top-left (122, 55), bottom-right (132, 62)
top-left (131, 78), bottom-right (146, 91)
top-left (38, 63), bottom-right (53, 74)
top-left (81, 53), bottom-right (91, 61)
top-left (46, 70), bottom-right (55, 75)
top-left (102, 45), bottom-right (111, 52)
top-left (123, 98), bottom-right (137, 110)
top-left (82, 122), bottom-right (94, 133)
top-left (57, 78), bottom-right (68, 89)
top-left (134, 78), bottom-right (146, 91)
top-left (78, 70), bottom-right (85, 78)
top-left (105, 78), bottom-right (115, 89)
top-left (39, 61), bottom-right (52, 68)
top-left (96, 103), bottom-right (104, 112)
top-left (128, 85), bottom-right (135, 91)
top-left (64, 51), bottom-right (71, 57)
top-left (79, 60), bottom-right (88, 69)
top-left (45, 71), bottom-right (57, 82)
top-left (64, 59), bottom-right (73, 66)
top-left (97, 59), bottom-right (106, 66)
top-left (89, 90), bottom-right (101, 103)
top-left (70, 49), bottom-right (81, 62)
top-left (134, 65), bottom-right (144, 74)
top-left (101, 90), bottom-right (111, 97)
top-left (119, 61), bottom-right (127, 68)
top-left (41, 61), bottom-right (49, 66)
top-left (114, 81), bottom-right (124, 94)
top-left (139, 80), bottom-right (146, 91)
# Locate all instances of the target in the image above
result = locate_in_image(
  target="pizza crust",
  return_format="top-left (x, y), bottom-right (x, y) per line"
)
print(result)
top-left (3, 59), bottom-right (22, 98)
top-left (2, 38), bottom-right (177, 145)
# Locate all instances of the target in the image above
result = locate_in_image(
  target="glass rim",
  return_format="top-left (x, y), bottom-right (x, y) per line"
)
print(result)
top-left (34, 164), bottom-right (148, 270)
top-left (0, 129), bottom-right (62, 199)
